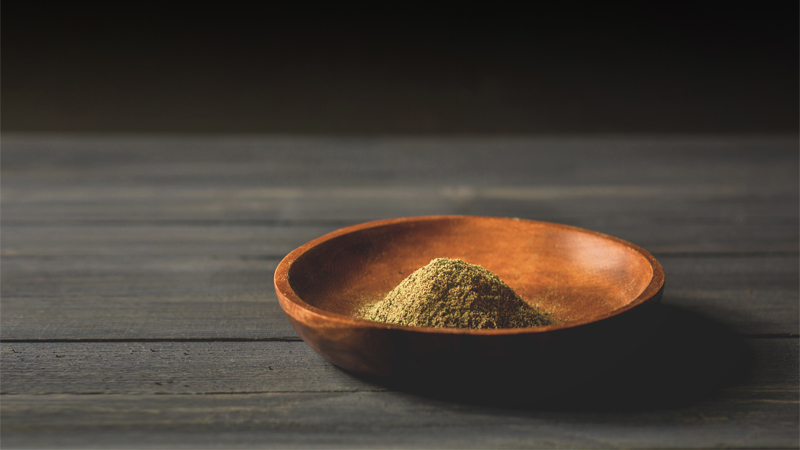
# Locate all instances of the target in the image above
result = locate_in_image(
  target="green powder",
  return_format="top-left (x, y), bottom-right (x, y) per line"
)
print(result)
top-left (359, 258), bottom-right (554, 329)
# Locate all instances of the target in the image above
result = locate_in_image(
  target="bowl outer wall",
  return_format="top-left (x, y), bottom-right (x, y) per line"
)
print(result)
top-left (273, 216), bottom-right (665, 379)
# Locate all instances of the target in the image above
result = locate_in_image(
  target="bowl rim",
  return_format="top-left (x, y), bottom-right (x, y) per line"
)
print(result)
top-left (274, 215), bottom-right (665, 335)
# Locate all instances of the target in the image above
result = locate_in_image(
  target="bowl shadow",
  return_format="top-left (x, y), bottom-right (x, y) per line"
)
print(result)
top-left (343, 304), bottom-right (748, 411)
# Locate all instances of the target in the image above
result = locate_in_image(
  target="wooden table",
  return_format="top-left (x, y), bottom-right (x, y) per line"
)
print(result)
top-left (2, 135), bottom-right (798, 448)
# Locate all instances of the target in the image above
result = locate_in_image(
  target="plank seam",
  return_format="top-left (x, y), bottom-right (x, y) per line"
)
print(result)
top-left (0, 337), bottom-right (304, 343)
top-left (0, 219), bottom-right (362, 227)
top-left (2, 252), bottom-right (798, 259)
top-left (654, 251), bottom-right (800, 258)
top-left (1, 334), bottom-right (796, 343)
top-left (0, 390), bottom-right (389, 396)
top-left (739, 333), bottom-right (799, 339)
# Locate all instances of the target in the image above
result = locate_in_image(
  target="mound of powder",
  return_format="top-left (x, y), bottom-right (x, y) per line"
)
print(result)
top-left (359, 258), bottom-right (553, 329)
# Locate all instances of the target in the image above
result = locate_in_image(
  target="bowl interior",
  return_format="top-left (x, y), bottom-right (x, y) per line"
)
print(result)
top-left (287, 216), bottom-right (657, 326)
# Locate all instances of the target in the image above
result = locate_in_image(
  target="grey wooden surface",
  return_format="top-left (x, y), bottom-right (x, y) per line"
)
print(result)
top-left (1, 135), bottom-right (798, 449)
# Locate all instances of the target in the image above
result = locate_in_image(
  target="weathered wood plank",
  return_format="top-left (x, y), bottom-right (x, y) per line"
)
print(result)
top-left (0, 341), bottom-right (377, 394)
top-left (1, 336), bottom-right (796, 395)
top-left (2, 255), bottom-right (796, 339)
top-left (2, 225), bottom-right (797, 260)
top-left (0, 226), bottom-right (338, 258)
top-left (0, 297), bottom-right (298, 340)
top-left (1, 255), bottom-right (280, 298)
top-left (3, 384), bottom-right (798, 449)
top-left (2, 391), bottom-right (797, 449)
top-left (3, 185), bottom-right (796, 252)
top-left (7, 228), bottom-right (789, 347)
top-left (4, 184), bottom-right (796, 204)
top-left (2, 335), bottom-right (797, 448)
top-left (2, 199), bottom-right (796, 253)
top-left (3, 185), bottom-right (796, 213)
top-left (2, 136), bottom-right (796, 188)
top-left (2, 222), bottom-right (797, 259)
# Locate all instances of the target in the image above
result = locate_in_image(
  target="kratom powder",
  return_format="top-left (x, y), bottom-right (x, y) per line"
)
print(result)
top-left (359, 258), bottom-right (553, 329)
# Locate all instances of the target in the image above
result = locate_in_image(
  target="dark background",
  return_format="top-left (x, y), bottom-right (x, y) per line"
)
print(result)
top-left (3, 2), bottom-right (797, 134)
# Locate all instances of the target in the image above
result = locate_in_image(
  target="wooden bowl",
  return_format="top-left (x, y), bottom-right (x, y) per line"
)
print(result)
top-left (274, 216), bottom-right (665, 400)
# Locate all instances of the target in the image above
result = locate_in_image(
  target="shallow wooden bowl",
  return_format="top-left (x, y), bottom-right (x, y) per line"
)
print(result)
top-left (275, 216), bottom-right (665, 399)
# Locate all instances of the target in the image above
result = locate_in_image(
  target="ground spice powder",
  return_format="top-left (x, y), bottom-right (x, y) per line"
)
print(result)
top-left (359, 257), bottom-right (553, 329)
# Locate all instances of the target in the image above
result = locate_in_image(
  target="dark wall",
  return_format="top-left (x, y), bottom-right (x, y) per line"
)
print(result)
top-left (3, 2), bottom-right (797, 134)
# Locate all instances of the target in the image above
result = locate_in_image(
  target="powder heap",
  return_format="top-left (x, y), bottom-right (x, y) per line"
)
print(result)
top-left (359, 258), bottom-right (553, 329)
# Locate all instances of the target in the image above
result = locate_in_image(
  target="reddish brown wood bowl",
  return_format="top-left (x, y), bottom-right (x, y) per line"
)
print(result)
top-left (275, 216), bottom-right (665, 399)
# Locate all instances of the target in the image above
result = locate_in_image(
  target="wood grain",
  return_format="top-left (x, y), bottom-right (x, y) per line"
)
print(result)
top-left (1, 136), bottom-right (797, 449)
top-left (2, 389), bottom-right (797, 449)
top-left (2, 336), bottom-right (797, 448)
top-left (0, 341), bottom-right (377, 394)
top-left (2, 255), bottom-right (795, 339)
top-left (1, 337), bottom-right (795, 394)
top-left (3, 136), bottom-right (796, 186)
top-left (2, 220), bottom-right (796, 254)
top-left (4, 186), bottom-right (796, 253)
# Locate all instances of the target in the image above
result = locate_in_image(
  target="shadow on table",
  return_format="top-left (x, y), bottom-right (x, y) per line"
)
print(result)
top-left (348, 305), bottom-right (749, 412)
